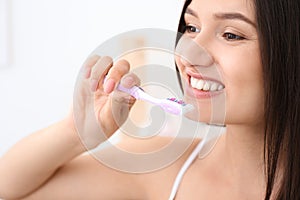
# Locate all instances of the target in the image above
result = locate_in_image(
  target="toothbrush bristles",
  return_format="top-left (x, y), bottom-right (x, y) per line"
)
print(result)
top-left (167, 98), bottom-right (187, 106)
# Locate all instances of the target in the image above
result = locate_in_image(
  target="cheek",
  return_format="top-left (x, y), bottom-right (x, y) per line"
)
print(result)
top-left (221, 50), bottom-right (264, 123)
top-left (175, 56), bottom-right (188, 73)
top-left (175, 56), bottom-right (183, 71)
top-left (174, 56), bottom-right (189, 83)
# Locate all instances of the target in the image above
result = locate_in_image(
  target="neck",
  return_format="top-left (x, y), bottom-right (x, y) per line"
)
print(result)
top-left (210, 123), bottom-right (266, 197)
top-left (223, 124), bottom-right (265, 168)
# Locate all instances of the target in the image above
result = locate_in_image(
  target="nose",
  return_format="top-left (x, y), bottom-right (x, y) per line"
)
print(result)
top-left (176, 35), bottom-right (213, 67)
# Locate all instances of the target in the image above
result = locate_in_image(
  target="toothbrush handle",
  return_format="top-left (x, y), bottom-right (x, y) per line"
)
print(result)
top-left (116, 84), bottom-right (141, 98)
top-left (117, 84), bottom-right (160, 104)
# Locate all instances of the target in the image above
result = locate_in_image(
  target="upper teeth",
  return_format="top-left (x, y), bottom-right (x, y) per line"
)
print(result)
top-left (190, 77), bottom-right (224, 91)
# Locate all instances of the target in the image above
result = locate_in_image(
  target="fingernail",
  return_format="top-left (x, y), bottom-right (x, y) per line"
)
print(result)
top-left (90, 79), bottom-right (98, 92)
top-left (104, 78), bottom-right (115, 94)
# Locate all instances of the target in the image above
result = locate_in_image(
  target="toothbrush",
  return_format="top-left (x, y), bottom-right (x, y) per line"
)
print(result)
top-left (117, 84), bottom-right (194, 115)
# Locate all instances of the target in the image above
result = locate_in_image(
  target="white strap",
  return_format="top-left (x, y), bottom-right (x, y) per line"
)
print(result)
top-left (168, 136), bottom-right (208, 200)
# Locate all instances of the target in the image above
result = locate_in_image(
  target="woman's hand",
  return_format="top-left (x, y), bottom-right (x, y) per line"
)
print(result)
top-left (0, 55), bottom-right (140, 199)
top-left (71, 55), bottom-right (140, 149)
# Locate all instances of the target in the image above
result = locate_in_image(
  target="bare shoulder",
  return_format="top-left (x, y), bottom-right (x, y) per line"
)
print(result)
top-left (21, 132), bottom-right (199, 200)
top-left (106, 132), bottom-right (201, 199)
top-left (20, 153), bottom-right (144, 199)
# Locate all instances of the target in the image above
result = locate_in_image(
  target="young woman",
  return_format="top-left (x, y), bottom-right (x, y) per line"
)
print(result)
top-left (0, 0), bottom-right (298, 199)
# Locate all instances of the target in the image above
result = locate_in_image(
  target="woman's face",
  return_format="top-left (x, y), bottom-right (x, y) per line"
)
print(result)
top-left (176, 0), bottom-right (264, 127)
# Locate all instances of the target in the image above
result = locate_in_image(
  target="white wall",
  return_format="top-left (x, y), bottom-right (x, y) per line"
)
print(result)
top-left (0, 0), bottom-right (184, 156)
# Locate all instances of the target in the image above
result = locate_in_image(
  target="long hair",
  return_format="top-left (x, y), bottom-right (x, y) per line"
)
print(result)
top-left (176, 0), bottom-right (300, 199)
top-left (255, 0), bottom-right (300, 199)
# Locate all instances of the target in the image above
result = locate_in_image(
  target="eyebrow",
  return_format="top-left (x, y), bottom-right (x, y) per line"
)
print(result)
top-left (185, 7), bottom-right (256, 28)
top-left (185, 8), bottom-right (198, 18)
top-left (214, 13), bottom-right (256, 28)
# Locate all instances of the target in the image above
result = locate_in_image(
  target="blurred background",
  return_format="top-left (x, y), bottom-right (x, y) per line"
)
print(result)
top-left (0, 0), bottom-right (184, 156)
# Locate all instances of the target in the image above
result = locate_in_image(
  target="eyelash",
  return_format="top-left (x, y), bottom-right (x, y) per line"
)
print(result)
top-left (184, 24), bottom-right (246, 41)
top-left (223, 32), bottom-right (245, 41)
top-left (185, 24), bottom-right (200, 33)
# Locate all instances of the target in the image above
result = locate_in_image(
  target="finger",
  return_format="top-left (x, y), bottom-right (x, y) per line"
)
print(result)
top-left (90, 56), bottom-right (113, 92)
top-left (104, 59), bottom-right (130, 94)
top-left (109, 90), bottom-right (136, 129)
top-left (110, 73), bottom-right (140, 106)
top-left (82, 55), bottom-right (101, 78)
top-left (120, 73), bottom-right (141, 88)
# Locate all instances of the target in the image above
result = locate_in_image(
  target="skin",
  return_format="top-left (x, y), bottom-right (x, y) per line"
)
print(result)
top-left (0, 0), bottom-right (268, 199)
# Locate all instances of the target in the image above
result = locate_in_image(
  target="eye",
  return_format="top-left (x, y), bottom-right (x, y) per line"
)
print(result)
top-left (223, 32), bottom-right (245, 41)
top-left (185, 24), bottom-right (200, 33)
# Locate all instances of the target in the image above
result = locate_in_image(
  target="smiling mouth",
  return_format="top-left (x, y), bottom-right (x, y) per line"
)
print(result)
top-left (190, 76), bottom-right (225, 92)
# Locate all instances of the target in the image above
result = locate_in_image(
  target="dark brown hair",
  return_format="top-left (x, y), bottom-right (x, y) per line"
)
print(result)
top-left (176, 0), bottom-right (300, 199)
